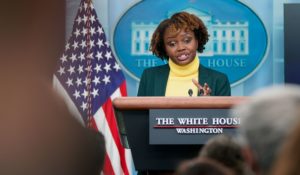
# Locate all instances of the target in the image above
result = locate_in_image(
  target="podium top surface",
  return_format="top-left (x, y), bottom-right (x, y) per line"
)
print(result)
top-left (113, 96), bottom-right (248, 110)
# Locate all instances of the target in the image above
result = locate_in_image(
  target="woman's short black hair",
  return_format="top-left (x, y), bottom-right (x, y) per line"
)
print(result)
top-left (150, 11), bottom-right (209, 60)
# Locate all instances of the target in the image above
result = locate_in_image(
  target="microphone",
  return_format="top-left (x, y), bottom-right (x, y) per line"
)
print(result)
top-left (199, 89), bottom-right (204, 96)
top-left (188, 89), bottom-right (193, 97)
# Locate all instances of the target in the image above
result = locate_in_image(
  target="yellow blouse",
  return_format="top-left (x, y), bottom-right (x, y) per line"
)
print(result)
top-left (165, 57), bottom-right (199, 97)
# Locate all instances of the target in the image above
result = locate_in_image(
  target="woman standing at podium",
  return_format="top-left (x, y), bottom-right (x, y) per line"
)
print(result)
top-left (137, 12), bottom-right (231, 97)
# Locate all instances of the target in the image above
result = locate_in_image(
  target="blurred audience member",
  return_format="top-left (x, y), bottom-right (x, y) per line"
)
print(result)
top-left (175, 157), bottom-right (235, 175)
top-left (0, 1), bottom-right (106, 174)
top-left (199, 134), bottom-right (254, 175)
top-left (0, 0), bottom-right (65, 81)
top-left (270, 117), bottom-right (300, 175)
top-left (233, 84), bottom-right (300, 175)
top-left (0, 80), bottom-right (106, 175)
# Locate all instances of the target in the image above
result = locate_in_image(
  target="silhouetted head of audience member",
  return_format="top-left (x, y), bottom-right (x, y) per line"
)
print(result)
top-left (233, 84), bottom-right (300, 175)
top-left (270, 116), bottom-right (300, 175)
top-left (199, 134), bottom-right (252, 175)
top-left (175, 157), bottom-right (235, 175)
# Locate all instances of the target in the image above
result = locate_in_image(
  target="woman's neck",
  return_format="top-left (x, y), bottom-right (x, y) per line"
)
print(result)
top-left (168, 56), bottom-right (199, 77)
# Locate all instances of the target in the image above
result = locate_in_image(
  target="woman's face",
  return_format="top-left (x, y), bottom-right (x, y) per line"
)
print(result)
top-left (163, 27), bottom-right (198, 65)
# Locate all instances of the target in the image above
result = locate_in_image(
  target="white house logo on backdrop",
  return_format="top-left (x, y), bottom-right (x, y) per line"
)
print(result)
top-left (132, 8), bottom-right (249, 57)
top-left (113, 0), bottom-right (268, 86)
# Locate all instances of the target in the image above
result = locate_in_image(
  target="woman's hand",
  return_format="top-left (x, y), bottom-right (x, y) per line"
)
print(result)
top-left (192, 79), bottom-right (211, 96)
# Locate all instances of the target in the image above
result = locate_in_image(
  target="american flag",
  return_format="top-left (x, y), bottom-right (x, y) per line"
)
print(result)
top-left (53, 0), bottom-right (132, 174)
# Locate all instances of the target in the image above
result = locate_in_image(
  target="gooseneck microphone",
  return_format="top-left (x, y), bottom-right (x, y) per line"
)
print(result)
top-left (188, 89), bottom-right (193, 97)
top-left (199, 89), bottom-right (204, 96)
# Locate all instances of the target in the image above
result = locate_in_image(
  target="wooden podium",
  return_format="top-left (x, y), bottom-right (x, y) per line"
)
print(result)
top-left (113, 97), bottom-right (247, 172)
